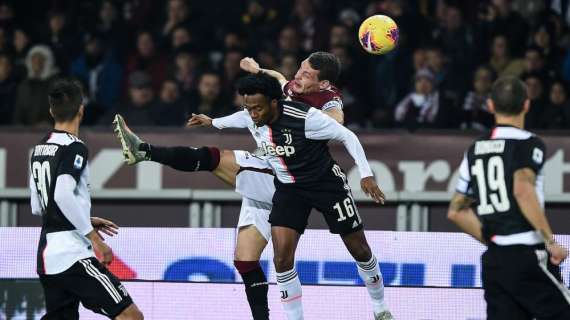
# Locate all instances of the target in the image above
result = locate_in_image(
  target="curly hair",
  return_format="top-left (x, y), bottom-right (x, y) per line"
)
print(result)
top-left (236, 73), bottom-right (283, 101)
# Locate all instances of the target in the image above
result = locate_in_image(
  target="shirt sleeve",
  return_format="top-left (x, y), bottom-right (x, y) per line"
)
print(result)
top-left (455, 153), bottom-right (473, 195)
top-left (212, 110), bottom-right (252, 129)
top-left (53, 174), bottom-right (93, 235)
top-left (321, 96), bottom-right (343, 111)
top-left (514, 137), bottom-right (546, 174)
top-left (304, 108), bottom-right (373, 178)
top-left (57, 142), bottom-right (88, 182)
top-left (29, 174), bottom-right (43, 216)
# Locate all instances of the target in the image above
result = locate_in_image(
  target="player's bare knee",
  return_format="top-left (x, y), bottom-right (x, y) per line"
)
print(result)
top-left (273, 254), bottom-right (294, 272)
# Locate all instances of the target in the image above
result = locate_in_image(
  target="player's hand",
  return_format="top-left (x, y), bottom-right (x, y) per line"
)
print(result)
top-left (240, 57), bottom-right (260, 74)
top-left (91, 217), bottom-right (119, 239)
top-left (93, 240), bottom-right (114, 266)
top-left (187, 113), bottom-right (213, 128)
top-left (361, 176), bottom-right (385, 204)
top-left (547, 242), bottom-right (568, 265)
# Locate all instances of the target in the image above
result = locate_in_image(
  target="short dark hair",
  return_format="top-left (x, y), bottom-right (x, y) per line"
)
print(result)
top-left (236, 73), bottom-right (283, 101)
top-left (490, 76), bottom-right (527, 115)
top-left (307, 51), bottom-right (341, 83)
top-left (48, 78), bottom-right (84, 122)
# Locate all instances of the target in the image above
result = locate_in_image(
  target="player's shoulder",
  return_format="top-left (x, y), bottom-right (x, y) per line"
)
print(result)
top-left (280, 100), bottom-right (311, 118)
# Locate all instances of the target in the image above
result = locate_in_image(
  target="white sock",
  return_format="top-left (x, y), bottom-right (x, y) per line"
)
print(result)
top-left (357, 255), bottom-right (388, 314)
top-left (276, 268), bottom-right (304, 320)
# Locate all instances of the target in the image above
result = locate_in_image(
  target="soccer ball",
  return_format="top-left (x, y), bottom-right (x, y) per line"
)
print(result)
top-left (358, 15), bottom-right (399, 55)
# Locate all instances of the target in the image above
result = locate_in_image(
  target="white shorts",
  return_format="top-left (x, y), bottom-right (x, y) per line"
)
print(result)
top-left (233, 150), bottom-right (275, 204)
top-left (237, 197), bottom-right (272, 241)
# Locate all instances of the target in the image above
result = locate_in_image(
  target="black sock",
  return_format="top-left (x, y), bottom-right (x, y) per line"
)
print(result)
top-left (140, 144), bottom-right (220, 172)
top-left (240, 266), bottom-right (269, 320)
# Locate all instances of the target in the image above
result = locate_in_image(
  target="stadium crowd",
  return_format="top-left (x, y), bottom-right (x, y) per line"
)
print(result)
top-left (0, 0), bottom-right (569, 131)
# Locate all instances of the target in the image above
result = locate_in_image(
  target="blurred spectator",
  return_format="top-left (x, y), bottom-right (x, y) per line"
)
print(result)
top-left (531, 21), bottom-right (564, 73)
top-left (290, 0), bottom-right (329, 52)
top-left (338, 8), bottom-right (360, 31)
top-left (478, 0), bottom-right (529, 56)
top-left (96, 0), bottom-right (128, 55)
top-left (425, 46), bottom-right (464, 109)
top-left (240, 0), bottom-right (280, 47)
top-left (524, 45), bottom-right (548, 76)
top-left (12, 27), bottom-right (31, 80)
top-left (488, 34), bottom-right (524, 77)
top-left (278, 54), bottom-right (299, 81)
top-left (171, 25), bottom-right (193, 50)
top-left (278, 25), bottom-right (305, 58)
top-left (13, 45), bottom-right (59, 126)
top-left (42, 11), bottom-right (76, 72)
top-left (0, 2), bottom-right (14, 33)
top-left (169, 45), bottom-right (200, 98)
top-left (70, 33), bottom-right (122, 122)
top-left (394, 68), bottom-right (456, 130)
top-left (101, 71), bottom-right (158, 126)
top-left (522, 72), bottom-right (547, 129)
top-left (537, 79), bottom-right (570, 129)
top-left (188, 71), bottom-right (230, 118)
top-left (151, 79), bottom-right (188, 126)
top-left (512, 0), bottom-right (546, 25)
top-left (0, 54), bottom-right (17, 125)
top-left (126, 31), bottom-right (167, 91)
top-left (256, 46), bottom-right (278, 71)
top-left (221, 49), bottom-right (244, 95)
top-left (329, 24), bottom-right (352, 49)
top-left (462, 65), bottom-right (496, 131)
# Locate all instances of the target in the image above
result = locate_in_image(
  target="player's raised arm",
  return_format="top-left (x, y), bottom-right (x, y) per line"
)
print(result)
top-left (303, 107), bottom-right (384, 203)
top-left (187, 109), bottom-right (252, 130)
top-left (240, 57), bottom-right (288, 87)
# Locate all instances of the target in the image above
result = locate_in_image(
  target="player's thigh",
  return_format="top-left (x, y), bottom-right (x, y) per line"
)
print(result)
top-left (314, 189), bottom-right (363, 235)
top-left (482, 249), bottom-right (532, 320)
top-left (212, 149), bottom-right (240, 186)
top-left (235, 225), bottom-right (269, 261)
top-left (39, 275), bottom-right (80, 320)
top-left (235, 170), bottom-right (275, 204)
top-left (269, 187), bottom-right (312, 235)
top-left (515, 249), bottom-right (570, 319)
top-left (114, 303), bottom-right (143, 320)
top-left (69, 258), bottom-right (134, 318)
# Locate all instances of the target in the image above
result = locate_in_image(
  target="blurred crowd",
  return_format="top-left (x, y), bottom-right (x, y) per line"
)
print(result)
top-left (0, 0), bottom-right (569, 131)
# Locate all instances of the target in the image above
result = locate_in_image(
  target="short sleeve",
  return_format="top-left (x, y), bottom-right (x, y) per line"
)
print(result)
top-left (514, 137), bottom-right (546, 174)
top-left (57, 142), bottom-right (88, 182)
top-left (321, 96), bottom-right (343, 111)
top-left (455, 153), bottom-right (472, 195)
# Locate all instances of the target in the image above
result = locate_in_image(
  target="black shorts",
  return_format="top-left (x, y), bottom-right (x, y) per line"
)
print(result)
top-left (39, 257), bottom-right (133, 319)
top-left (482, 244), bottom-right (570, 320)
top-left (269, 164), bottom-right (363, 235)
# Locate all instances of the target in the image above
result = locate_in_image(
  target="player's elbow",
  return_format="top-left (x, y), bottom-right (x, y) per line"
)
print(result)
top-left (447, 208), bottom-right (460, 222)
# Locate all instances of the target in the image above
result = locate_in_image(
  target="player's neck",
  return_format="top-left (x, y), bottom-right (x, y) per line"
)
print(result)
top-left (54, 121), bottom-right (80, 137)
top-left (494, 114), bottom-right (525, 130)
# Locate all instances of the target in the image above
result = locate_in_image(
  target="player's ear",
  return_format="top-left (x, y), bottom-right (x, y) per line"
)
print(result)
top-left (487, 99), bottom-right (495, 114)
top-left (77, 104), bottom-right (85, 120)
top-left (49, 107), bottom-right (54, 119)
top-left (522, 99), bottom-right (530, 114)
top-left (319, 80), bottom-right (330, 90)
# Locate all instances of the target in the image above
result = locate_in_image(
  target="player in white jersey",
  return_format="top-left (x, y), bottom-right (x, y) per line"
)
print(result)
top-left (30, 78), bottom-right (143, 319)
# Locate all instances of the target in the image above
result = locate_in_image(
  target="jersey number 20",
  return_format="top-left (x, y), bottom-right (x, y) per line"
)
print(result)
top-left (32, 161), bottom-right (51, 208)
top-left (471, 156), bottom-right (510, 215)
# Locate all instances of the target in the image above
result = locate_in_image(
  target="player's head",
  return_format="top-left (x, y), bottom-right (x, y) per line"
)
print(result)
top-left (237, 73), bottom-right (283, 126)
top-left (292, 51), bottom-right (341, 94)
top-left (488, 76), bottom-right (529, 117)
top-left (48, 77), bottom-right (84, 123)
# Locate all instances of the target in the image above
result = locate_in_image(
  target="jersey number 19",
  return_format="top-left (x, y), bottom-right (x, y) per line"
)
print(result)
top-left (471, 156), bottom-right (511, 215)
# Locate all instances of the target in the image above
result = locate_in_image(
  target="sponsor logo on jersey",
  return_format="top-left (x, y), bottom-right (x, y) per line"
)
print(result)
top-left (261, 142), bottom-right (296, 157)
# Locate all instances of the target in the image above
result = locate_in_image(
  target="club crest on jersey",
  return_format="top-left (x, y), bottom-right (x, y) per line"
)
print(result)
top-left (282, 129), bottom-right (293, 145)
top-left (261, 141), bottom-right (295, 157)
top-left (73, 155), bottom-right (84, 169)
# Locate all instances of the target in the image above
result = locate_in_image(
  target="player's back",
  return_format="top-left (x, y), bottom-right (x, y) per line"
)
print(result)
top-left (30, 130), bottom-right (93, 274)
top-left (458, 125), bottom-right (546, 244)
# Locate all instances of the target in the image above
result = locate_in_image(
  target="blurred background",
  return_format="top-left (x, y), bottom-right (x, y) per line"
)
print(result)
top-left (1, 0), bottom-right (570, 319)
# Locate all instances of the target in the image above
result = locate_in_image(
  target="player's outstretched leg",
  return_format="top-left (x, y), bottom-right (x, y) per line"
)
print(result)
top-left (341, 230), bottom-right (393, 320)
top-left (113, 114), bottom-right (239, 186)
top-left (272, 226), bottom-right (303, 320)
top-left (234, 225), bottom-right (270, 320)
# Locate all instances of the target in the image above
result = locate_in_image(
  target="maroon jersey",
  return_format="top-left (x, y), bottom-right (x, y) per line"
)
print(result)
top-left (283, 80), bottom-right (343, 111)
